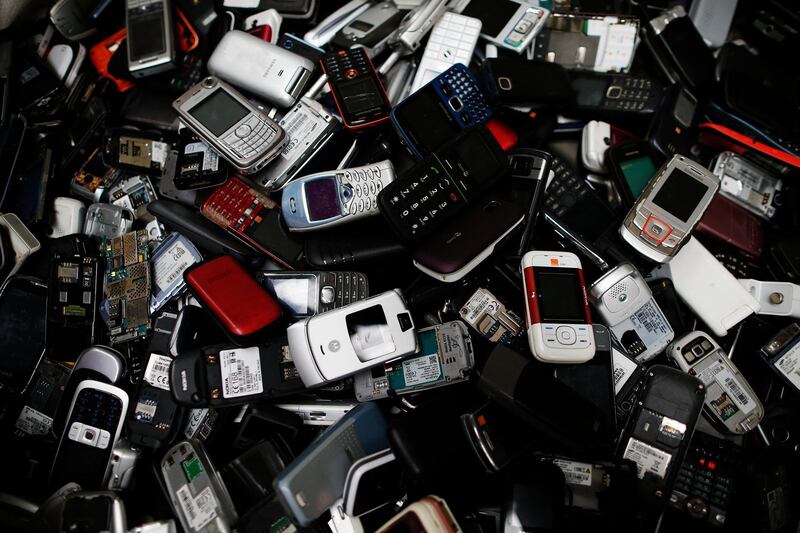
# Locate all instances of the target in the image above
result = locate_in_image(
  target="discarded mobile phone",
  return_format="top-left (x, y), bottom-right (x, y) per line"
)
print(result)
top-left (353, 320), bottom-right (474, 401)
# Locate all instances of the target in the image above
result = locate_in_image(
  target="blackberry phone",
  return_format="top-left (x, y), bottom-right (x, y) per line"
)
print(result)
top-left (200, 177), bottom-right (304, 269)
top-left (321, 47), bottom-right (391, 130)
top-left (257, 271), bottom-right (368, 319)
top-left (377, 126), bottom-right (508, 244)
top-left (391, 63), bottom-right (492, 159)
top-left (49, 380), bottom-right (129, 490)
top-left (569, 73), bottom-right (663, 118)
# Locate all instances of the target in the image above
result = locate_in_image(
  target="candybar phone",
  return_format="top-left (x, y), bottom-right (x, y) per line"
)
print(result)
top-left (648, 85), bottom-right (698, 158)
top-left (170, 340), bottom-right (305, 407)
top-left (378, 126), bottom-right (508, 244)
top-left (569, 72), bottom-right (664, 119)
top-left (0, 276), bottom-right (47, 396)
top-left (617, 365), bottom-right (704, 513)
top-left (274, 402), bottom-right (389, 526)
top-left (287, 289), bottom-right (417, 388)
top-left (257, 271), bottom-right (368, 319)
top-left (160, 440), bottom-right (238, 533)
top-left (711, 151), bottom-right (783, 221)
top-left (47, 252), bottom-right (100, 357)
top-left (281, 160), bottom-right (396, 231)
top-left (208, 30), bottom-right (314, 108)
top-left (354, 320), bottom-right (474, 401)
top-left (332, 1), bottom-right (407, 56)
top-left (668, 331), bottom-right (763, 434)
top-left (173, 76), bottom-right (288, 174)
top-left (125, 0), bottom-right (175, 78)
top-left (534, 12), bottom-right (638, 72)
top-left (391, 64), bottom-right (491, 159)
top-left (605, 141), bottom-right (661, 210)
top-left (620, 154), bottom-right (719, 263)
top-left (50, 380), bottom-right (129, 490)
top-left (321, 47), bottom-right (391, 130)
top-left (184, 256), bottom-right (282, 344)
top-left (461, 0), bottom-right (549, 53)
top-left (589, 263), bottom-right (674, 362)
top-left (201, 177), bottom-right (304, 268)
top-left (521, 250), bottom-right (594, 364)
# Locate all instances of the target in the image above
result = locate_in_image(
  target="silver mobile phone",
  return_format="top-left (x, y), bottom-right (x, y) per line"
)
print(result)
top-left (620, 154), bottom-right (719, 263)
top-left (712, 151), bottom-right (783, 220)
top-left (332, 1), bottom-right (407, 56)
top-left (173, 77), bottom-right (288, 175)
top-left (125, 0), bottom-right (175, 78)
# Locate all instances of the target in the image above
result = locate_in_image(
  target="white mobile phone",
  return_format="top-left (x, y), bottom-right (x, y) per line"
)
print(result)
top-left (589, 262), bottom-right (674, 362)
top-left (281, 160), bottom-right (395, 231)
top-left (620, 154), bottom-right (719, 262)
top-left (207, 30), bottom-right (314, 108)
top-left (739, 279), bottom-right (800, 318)
top-left (521, 251), bottom-right (595, 363)
top-left (650, 237), bottom-right (760, 337)
top-left (668, 331), bottom-right (764, 434)
top-left (408, 12), bottom-right (482, 94)
top-left (287, 289), bottom-right (417, 387)
top-left (172, 77), bottom-right (288, 174)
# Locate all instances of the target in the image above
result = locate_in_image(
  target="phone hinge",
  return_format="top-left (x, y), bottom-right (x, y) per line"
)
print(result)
top-left (286, 67), bottom-right (312, 100)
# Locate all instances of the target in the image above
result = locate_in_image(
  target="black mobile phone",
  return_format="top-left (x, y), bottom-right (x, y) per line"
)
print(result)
top-left (568, 72), bottom-right (664, 119)
top-left (481, 57), bottom-right (572, 109)
top-left (303, 217), bottom-right (406, 268)
top-left (321, 47), bottom-right (391, 130)
top-left (617, 365), bottom-right (704, 515)
top-left (257, 271), bottom-right (369, 319)
top-left (461, 401), bottom-right (538, 472)
top-left (605, 140), bottom-right (662, 210)
top-left (15, 49), bottom-right (67, 118)
top-left (508, 148), bottom-right (552, 256)
top-left (378, 126), bottom-right (509, 244)
top-left (648, 84), bottom-right (698, 158)
top-left (47, 251), bottom-right (100, 360)
top-left (391, 64), bottom-right (493, 159)
top-left (0, 276), bottom-right (48, 397)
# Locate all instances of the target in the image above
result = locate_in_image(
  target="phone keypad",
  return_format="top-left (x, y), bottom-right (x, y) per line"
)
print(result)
top-left (382, 160), bottom-right (462, 241)
top-left (604, 77), bottom-right (657, 112)
top-left (632, 206), bottom-right (683, 249)
top-left (439, 65), bottom-right (491, 126)
top-left (544, 156), bottom-right (591, 217)
top-left (318, 272), bottom-right (369, 313)
top-left (67, 388), bottom-right (123, 450)
top-left (202, 177), bottom-right (269, 232)
top-left (222, 114), bottom-right (279, 160)
top-left (323, 48), bottom-right (370, 83)
top-left (339, 165), bottom-right (387, 217)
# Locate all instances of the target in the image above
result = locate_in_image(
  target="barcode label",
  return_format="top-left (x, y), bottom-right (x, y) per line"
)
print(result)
top-left (553, 459), bottom-right (593, 487)
top-left (153, 239), bottom-right (197, 294)
top-left (622, 438), bottom-right (671, 480)
top-left (612, 348), bottom-right (639, 395)
top-left (144, 354), bottom-right (173, 391)
top-left (775, 343), bottom-right (800, 393)
top-left (176, 485), bottom-right (217, 531)
top-left (698, 360), bottom-right (755, 416)
top-left (280, 111), bottom-right (310, 158)
top-left (628, 300), bottom-right (672, 351)
top-left (220, 347), bottom-right (264, 399)
top-left (15, 405), bottom-right (53, 435)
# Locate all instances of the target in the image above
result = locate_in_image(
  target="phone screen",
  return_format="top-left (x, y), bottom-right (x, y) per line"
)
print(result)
top-left (188, 89), bottom-right (250, 137)
top-left (303, 177), bottom-right (342, 221)
top-left (463, 0), bottom-right (519, 36)
top-left (447, 130), bottom-right (502, 191)
top-left (0, 280), bottom-right (46, 394)
top-left (620, 156), bottom-right (656, 199)
top-left (347, 305), bottom-right (394, 361)
top-left (651, 168), bottom-right (708, 222)
top-left (394, 85), bottom-right (459, 154)
top-left (338, 77), bottom-right (383, 115)
top-left (534, 267), bottom-right (586, 323)
top-left (262, 275), bottom-right (317, 316)
top-left (129, 14), bottom-right (166, 60)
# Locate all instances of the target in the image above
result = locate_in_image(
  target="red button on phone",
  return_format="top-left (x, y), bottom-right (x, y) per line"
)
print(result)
top-left (344, 68), bottom-right (359, 79)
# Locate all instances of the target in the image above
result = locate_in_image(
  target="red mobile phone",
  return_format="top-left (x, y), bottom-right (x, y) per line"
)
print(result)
top-left (321, 48), bottom-right (391, 130)
top-left (184, 256), bottom-right (282, 342)
top-left (697, 194), bottom-right (764, 258)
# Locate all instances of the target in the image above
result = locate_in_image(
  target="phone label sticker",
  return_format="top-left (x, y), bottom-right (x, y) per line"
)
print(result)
top-left (612, 348), bottom-right (639, 394)
top-left (697, 360), bottom-right (755, 416)
top-left (220, 347), bottom-right (264, 398)
top-left (176, 484), bottom-right (217, 530)
top-left (153, 239), bottom-right (197, 294)
top-left (627, 300), bottom-right (672, 348)
top-left (775, 343), bottom-right (800, 392)
top-left (402, 354), bottom-right (442, 386)
top-left (144, 354), bottom-right (173, 391)
top-left (553, 459), bottom-right (593, 487)
top-left (460, 288), bottom-right (521, 344)
top-left (185, 141), bottom-right (220, 172)
top-left (623, 438), bottom-right (671, 479)
top-left (15, 405), bottom-right (53, 435)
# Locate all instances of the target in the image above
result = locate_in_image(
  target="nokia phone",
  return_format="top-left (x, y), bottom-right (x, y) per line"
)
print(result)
top-left (125, 0), bottom-right (175, 77)
top-left (461, 0), bottom-right (549, 53)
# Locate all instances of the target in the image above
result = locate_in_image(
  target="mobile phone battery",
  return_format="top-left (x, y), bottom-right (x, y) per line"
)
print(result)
top-left (150, 233), bottom-right (202, 313)
top-left (354, 321), bottom-right (474, 401)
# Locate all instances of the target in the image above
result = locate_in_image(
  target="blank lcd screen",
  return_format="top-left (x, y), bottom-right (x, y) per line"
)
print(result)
top-left (651, 168), bottom-right (708, 223)
top-left (188, 89), bottom-right (250, 137)
top-left (534, 268), bottom-right (585, 323)
top-left (129, 15), bottom-right (165, 59)
top-left (304, 178), bottom-right (341, 221)
top-left (620, 156), bottom-right (656, 199)
top-left (263, 276), bottom-right (314, 316)
top-left (393, 85), bottom-right (458, 153)
top-left (0, 282), bottom-right (46, 393)
top-left (339, 77), bottom-right (382, 115)
top-left (463, 0), bottom-right (519, 36)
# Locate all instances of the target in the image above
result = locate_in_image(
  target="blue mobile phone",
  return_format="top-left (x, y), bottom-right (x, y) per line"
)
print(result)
top-left (390, 63), bottom-right (492, 159)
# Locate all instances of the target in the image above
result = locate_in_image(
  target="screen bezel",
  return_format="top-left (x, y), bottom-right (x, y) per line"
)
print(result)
top-left (301, 176), bottom-right (343, 223)
top-left (639, 160), bottom-right (717, 230)
top-left (533, 266), bottom-right (589, 324)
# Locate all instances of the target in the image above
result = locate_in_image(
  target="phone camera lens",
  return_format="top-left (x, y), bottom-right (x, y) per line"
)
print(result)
top-left (202, 77), bottom-right (216, 88)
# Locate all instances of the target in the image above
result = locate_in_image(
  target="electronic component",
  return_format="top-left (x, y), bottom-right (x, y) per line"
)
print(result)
top-left (458, 287), bottom-right (522, 345)
top-left (711, 151), bottom-right (783, 221)
top-left (149, 233), bottom-right (202, 313)
top-left (48, 252), bottom-right (100, 354)
top-left (354, 320), bottom-right (474, 401)
top-left (83, 204), bottom-right (134, 239)
top-left (100, 230), bottom-right (152, 344)
top-left (108, 175), bottom-right (158, 222)
top-left (174, 133), bottom-right (229, 191)
top-left (105, 132), bottom-right (169, 175)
